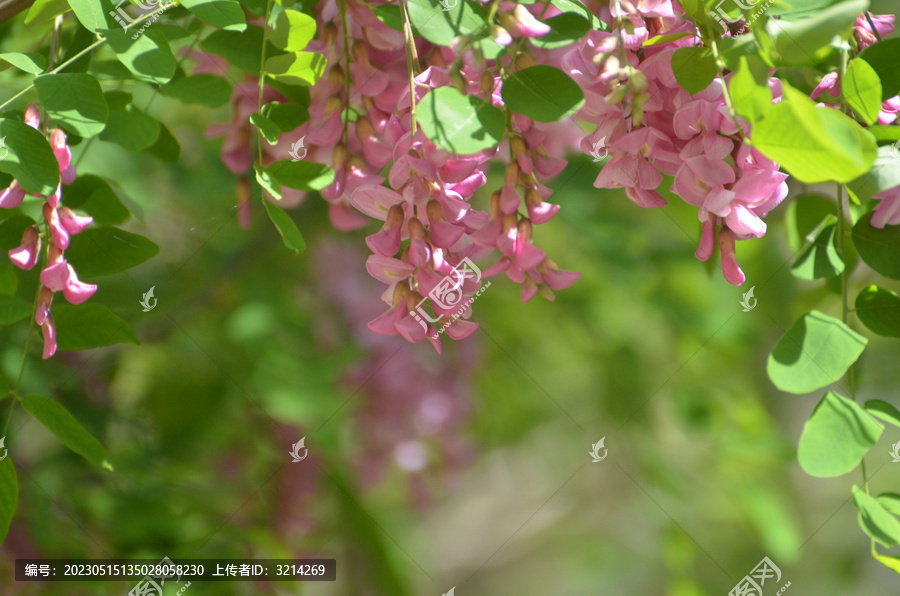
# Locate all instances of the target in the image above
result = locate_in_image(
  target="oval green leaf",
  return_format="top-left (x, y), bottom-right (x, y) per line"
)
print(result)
top-left (34, 73), bottom-right (108, 138)
top-left (0, 456), bottom-right (17, 542)
top-left (853, 488), bottom-right (900, 547)
top-left (0, 118), bottom-right (60, 195)
top-left (501, 65), bottom-right (584, 122)
top-left (271, 8), bottom-right (316, 51)
top-left (856, 285), bottom-right (900, 338)
top-left (21, 394), bottom-right (111, 469)
top-left (860, 38), bottom-right (900, 100)
top-left (61, 175), bottom-right (130, 226)
top-left (798, 392), bottom-right (883, 477)
top-left (790, 215), bottom-right (844, 280)
top-left (0, 52), bottom-right (48, 74)
top-left (866, 400), bottom-right (900, 428)
top-left (416, 86), bottom-right (505, 154)
top-left (0, 296), bottom-right (32, 326)
top-left (263, 201), bottom-right (306, 255)
top-left (671, 47), bottom-right (718, 95)
top-left (853, 212), bottom-right (900, 280)
top-left (180, 0), bottom-right (247, 31)
top-left (52, 303), bottom-right (138, 351)
top-left (843, 58), bottom-right (883, 126)
top-left (159, 74), bottom-right (233, 107)
top-left (63, 227), bottom-right (159, 277)
top-left (98, 103), bottom-right (161, 152)
top-left (266, 160), bottom-right (334, 191)
top-left (102, 28), bottom-right (176, 85)
top-left (767, 310), bottom-right (868, 394)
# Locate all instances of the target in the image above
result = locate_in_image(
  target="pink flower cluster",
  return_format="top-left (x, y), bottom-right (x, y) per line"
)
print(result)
top-left (3, 105), bottom-right (94, 359)
top-left (570, 2), bottom-right (788, 285)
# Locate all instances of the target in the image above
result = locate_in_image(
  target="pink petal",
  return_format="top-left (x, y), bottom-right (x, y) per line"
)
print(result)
top-left (41, 315), bottom-right (57, 359)
top-left (62, 265), bottom-right (97, 304)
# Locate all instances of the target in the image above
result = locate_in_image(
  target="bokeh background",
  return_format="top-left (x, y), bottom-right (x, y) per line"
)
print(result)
top-left (2, 1), bottom-right (900, 594)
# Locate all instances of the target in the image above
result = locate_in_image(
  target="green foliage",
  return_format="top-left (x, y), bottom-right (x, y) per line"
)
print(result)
top-left (250, 112), bottom-right (281, 144)
top-left (729, 55), bottom-right (772, 123)
top-left (0, 118), bottom-right (60, 195)
top-left (34, 73), bottom-right (108, 138)
top-left (180, 0), bottom-right (247, 31)
top-left (406, 0), bottom-right (503, 59)
top-left (67, 0), bottom-right (115, 32)
top-left (416, 86), bottom-right (505, 154)
top-left (0, 52), bottom-right (48, 74)
top-left (854, 488), bottom-right (900, 548)
top-left (271, 8), bottom-right (317, 51)
top-left (52, 303), bottom-right (139, 350)
top-left (264, 51), bottom-right (327, 86)
top-left (263, 200), bottom-right (307, 255)
top-left (0, 457), bottom-right (17, 542)
top-left (855, 286), bottom-right (900, 338)
top-left (103, 29), bottom-right (176, 85)
top-left (843, 58), bottom-right (883, 125)
top-left (64, 228), bottom-right (159, 277)
top-left (791, 215), bottom-right (844, 279)
top-left (25, 0), bottom-right (71, 26)
top-left (859, 38), bottom-right (900, 100)
top-left (853, 212), bottom-right (900, 280)
top-left (266, 160), bottom-right (335, 191)
top-left (99, 100), bottom-right (161, 152)
top-left (769, 0), bottom-right (867, 66)
top-left (201, 26), bottom-right (268, 72)
top-left (21, 394), bottom-right (111, 469)
top-left (501, 65), bottom-right (585, 122)
top-left (767, 310), bottom-right (867, 394)
top-left (62, 175), bottom-right (131, 226)
top-left (0, 296), bottom-right (32, 326)
top-left (847, 146), bottom-right (900, 204)
top-left (866, 400), bottom-right (900, 428)
top-left (529, 13), bottom-right (591, 49)
top-left (671, 47), bottom-right (718, 95)
top-left (797, 392), bottom-right (883, 477)
top-left (159, 74), bottom-right (233, 107)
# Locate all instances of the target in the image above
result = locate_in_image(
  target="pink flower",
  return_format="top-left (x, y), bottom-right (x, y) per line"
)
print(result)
top-left (498, 6), bottom-right (551, 38)
top-left (718, 228), bottom-right (745, 286)
top-left (8, 226), bottom-right (41, 270)
top-left (872, 186), bottom-right (900, 228)
top-left (0, 180), bottom-right (26, 209)
top-left (50, 129), bottom-right (77, 185)
top-left (41, 314), bottom-right (57, 360)
top-left (855, 12), bottom-right (895, 49)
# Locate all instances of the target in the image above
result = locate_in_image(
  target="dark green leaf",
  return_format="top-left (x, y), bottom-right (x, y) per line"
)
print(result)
top-left (21, 394), bottom-right (111, 469)
top-left (67, 0), bottom-right (115, 31)
top-left (865, 400), bottom-right (900, 428)
top-left (501, 65), bottom-right (585, 122)
top-left (406, 0), bottom-right (503, 59)
top-left (0, 456), bottom-right (17, 542)
top-left (791, 215), bottom-right (844, 279)
top-left (201, 26), bottom-right (267, 72)
top-left (853, 212), bottom-right (900, 280)
top-left (52, 303), bottom-right (138, 351)
top-left (271, 8), bottom-right (316, 50)
top-left (144, 122), bottom-right (181, 163)
top-left (0, 52), bottom-right (48, 74)
top-left (373, 5), bottom-right (402, 31)
top-left (854, 488), bottom-right (900, 547)
top-left (767, 310), bottom-right (868, 394)
top-left (528, 13), bottom-right (590, 50)
top-left (102, 28), bottom-right (176, 85)
top-left (61, 175), bottom-right (130, 226)
top-left (159, 74), bottom-right (233, 107)
top-left (266, 160), bottom-right (334, 191)
top-left (768, 0), bottom-right (867, 66)
top-left (263, 201), bottom-right (306, 254)
top-left (417, 87), bottom-right (505, 154)
top-left (798, 392), bottom-right (883, 477)
top-left (728, 54), bottom-right (772, 124)
top-left (250, 112), bottom-right (281, 144)
top-left (64, 227), bottom-right (160, 277)
top-left (549, 0), bottom-right (601, 29)
top-left (181, 0), bottom-right (247, 31)
top-left (671, 47), bottom-right (719, 95)
top-left (262, 102), bottom-right (309, 132)
top-left (0, 118), bottom-right (60, 195)
top-left (98, 103), bottom-right (161, 152)
top-left (860, 38), bottom-right (900, 100)
top-left (254, 163), bottom-right (282, 200)
top-left (0, 297), bottom-right (32, 326)
top-left (33, 73), bottom-right (109, 138)
top-left (25, 0), bottom-right (71, 26)
top-left (784, 193), bottom-right (835, 250)
top-left (856, 285), bottom-right (900, 338)
top-left (843, 58), bottom-right (883, 126)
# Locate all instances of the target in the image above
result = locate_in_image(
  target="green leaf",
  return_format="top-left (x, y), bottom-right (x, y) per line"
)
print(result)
top-left (266, 160), bottom-right (334, 191)
top-left (671, 47), bottom-right (719, 95)
top-left (254, 163), bottom-right (282, 200)
top-left (865, 400), bottom-right (900, 428)
top-left (52, 303), bottom-right (138, 351)
top-left (0, 372), bottom-right (8, 398)
top-left (767, 310), bottom-right (868, 394)
top-left (159, 74), bottom-right (233, 107)
top-left (843, 58), bottom-right (883, 126)
top-left (768, 0), bottom-right (867, 66)
top-left (33, 73), bottom-right (108, 138)
top-left (728, 54), bottom-right (772, 124)
top-left (406, 0), bottom-right (503, 59)
top-left (145, 122), bottom-right (181, 163)
top-left (271, 9), bottom-right (316, 50)
top-left (67, 0), bottom-right (114, 31)
top-left (250, 112), bottom-right (281, 145)
top-left (0, 297), bottom-right (32, 326)
top-left (0, 119), bottom-right (60, 195)
top-left (501, 65), bottom-right (585, 122)
top-left (62, 175), bottom-right (130, 226)
top-left (643, 31), bottom-right (693, 46)
top-left (25, 0), bottom-right (71, 26)
top-left (751, 84), bottom-right (877, 183)
top-left (200, 26), bottom-right (268, 72)
top-left (798, 393), bottom-right (883, 477)
top-left (0, 52), bottom-right (48, 74)
top-left (98, 102), bottom-right (161, 152)
top-left (854, 488), bottom-right (900, 547)
top-left (0, 456), bottom-right (17, 542)
top-left (549, 0), bottom-right (601, 29)
top-left (262, 102), bottom-right (309, 132)
top-left (528, 13), bottom-right (590, 50)
top-left (878, 493), bottom-right (900, 516)
top-left (0, 264), bottom-right (16, 297)
top-left (417, 87), bottom-right (505, 154)
top-left (373, 4), bottom-right (402, 31)
top-left (855, 285), bottom-right (900, 338)
top-left (180, 0), bottom-right (247, 31)
top-left (860, 38), bottom-right (900, 101)
top-left (21, 394), bottom-right (111, 469)
top-left (784, 193), bottom-right (836, 250)
top-left (791, 215), bottom-right (844, 279)
top-left (264, 52), bottom-right (327, 86)
top-left (868, 125), bottom-right (900, 143)
top-left (263, 201), bottom-right (306, 254)
top-left (64, 227), bottom-right (160, 277)
top-left (847, 145), bottom-right (900, 204)
top-left (102, 28), bottom-right (176, 85)
top-left (853, 212), bottom-right (900, 280)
